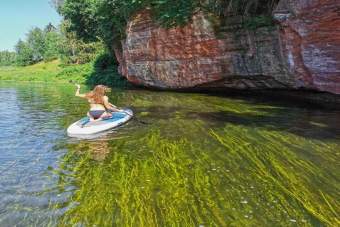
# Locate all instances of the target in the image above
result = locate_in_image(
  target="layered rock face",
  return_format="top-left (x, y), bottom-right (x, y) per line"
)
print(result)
top-left (119, 14), bottom-right (226, 89)
top-left (117, 1), bottom-right (340, 94)
top-left (273, 0), bottom-right (340, 94)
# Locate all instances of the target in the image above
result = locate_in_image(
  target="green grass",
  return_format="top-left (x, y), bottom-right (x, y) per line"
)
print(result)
top-left (0, 59), bottom-right (133, 87)
top-left (0, 60), bottom-right (92, 84)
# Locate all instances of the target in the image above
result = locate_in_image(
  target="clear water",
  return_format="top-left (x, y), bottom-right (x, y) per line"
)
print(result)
top-left (0, 82), bottom-right (339, 226)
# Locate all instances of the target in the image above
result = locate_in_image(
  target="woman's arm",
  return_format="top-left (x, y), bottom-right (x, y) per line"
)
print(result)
top-left (103, 96), bottom-right (125, 112)
top-left (75, 83), bottom-right (86, 98)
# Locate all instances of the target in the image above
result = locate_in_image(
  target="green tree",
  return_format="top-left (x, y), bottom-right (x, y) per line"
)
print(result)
top-left (59, 20), bottom-right (103, 65)
top-left (0, 51), bottom-right (16, 66)
top-left (27, 27), bottom-right (46, 62)
top-left (44, 29), bottom-right (61, 62)
top-left (44, 22), bottom-right (57, 35)
top-left (53, 0), bottom-right (148, 47)
top-left (52, 0), bottom-right (280, 53)
top-left (14, 39), bottom-right (34, 66)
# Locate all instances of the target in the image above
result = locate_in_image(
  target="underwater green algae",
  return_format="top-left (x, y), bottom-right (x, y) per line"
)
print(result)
top-left (1, 83), bottom-right (340, 226)
top-left (53, 90), bottom-right (340, 226)
top-left (55, 124), bottom-right (340, 226)
top-left (211, 124), bottom-right (340, 226)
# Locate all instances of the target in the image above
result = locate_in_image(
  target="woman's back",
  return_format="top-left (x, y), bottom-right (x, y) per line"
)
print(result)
top-left (88, 98), bottom-right (106, 110)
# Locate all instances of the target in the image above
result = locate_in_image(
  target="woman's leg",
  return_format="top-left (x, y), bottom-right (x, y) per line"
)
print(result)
top-left (92, 111), bottom-right (113, 121)
top-left (87, 110), bottom-right (113, 121)
top-left (87, 111), bottom-right (106, 122)
top-left (87, 112), bottom-right (96, 122)
top-left (98, 111), bottom-right (113, 120)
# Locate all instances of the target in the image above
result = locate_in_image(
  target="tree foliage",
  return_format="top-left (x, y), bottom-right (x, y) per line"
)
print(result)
top-left (59, 20), bottom-right (104, 65)
top-left (0, 51), bottom-right (16, 66)
top-left (206, 0), bottom-right (280, 17)
top-left (14, 39), bottom-right (35, 67)
top-left (27, 27), bottom-right (46, 62)
top-left (87, 52), bottom-right (121, 85)
top-left (44, 22), bottom-right (57, 35)
top-left (44, 29), bottom-right (61, 62)
top-left (53, 0), bottom-right (204, 47)
top-left (8, 20), bottom-right (103, 67)
top-left (52, 0), bottom-right (280, 52)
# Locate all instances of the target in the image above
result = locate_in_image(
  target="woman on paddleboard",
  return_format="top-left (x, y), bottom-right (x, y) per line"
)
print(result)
top-left (74, 83), bottom-right (124, 121)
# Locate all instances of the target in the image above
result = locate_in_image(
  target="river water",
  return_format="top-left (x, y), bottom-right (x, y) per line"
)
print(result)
top-left (0, 82), bottom-right (339, 226)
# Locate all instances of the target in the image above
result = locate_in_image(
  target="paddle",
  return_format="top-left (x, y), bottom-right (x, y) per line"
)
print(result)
top-left (69, 80), bottom-right (153, 125)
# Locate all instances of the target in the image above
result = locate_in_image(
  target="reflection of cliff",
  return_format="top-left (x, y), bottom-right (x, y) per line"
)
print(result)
top-left (116, 0), bottom-right (340, 94)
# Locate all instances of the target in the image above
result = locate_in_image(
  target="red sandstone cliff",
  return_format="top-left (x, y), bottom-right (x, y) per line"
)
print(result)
top-left (273, 0), bottom-right (340, 94)
top-left (115, 1), bottom-right (340, 94)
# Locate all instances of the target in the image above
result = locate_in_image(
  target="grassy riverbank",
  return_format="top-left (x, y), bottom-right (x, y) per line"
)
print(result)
top-left (0, 60), bottom-right (91, 84)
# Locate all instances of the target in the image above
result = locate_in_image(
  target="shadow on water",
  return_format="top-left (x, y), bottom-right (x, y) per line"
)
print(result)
top-left (195, 109), bottom-right (340, 141)
top-left (136, 90), bottom-right (340, 141)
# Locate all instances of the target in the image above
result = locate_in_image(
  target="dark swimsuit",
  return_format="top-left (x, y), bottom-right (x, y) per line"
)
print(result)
top-left (88, 110), bottom-right (106, 119)
top-left (88, 101), bottom-right (108, 119)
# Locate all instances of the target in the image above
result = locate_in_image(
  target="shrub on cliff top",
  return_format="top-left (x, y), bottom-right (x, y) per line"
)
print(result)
top-left (208, 0), bottom-right (280, 17)
top-left (52, 0), bottom-right (280, 50)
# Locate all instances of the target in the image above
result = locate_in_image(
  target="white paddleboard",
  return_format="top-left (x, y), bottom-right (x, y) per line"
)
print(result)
top-left (67, 108), bottom-right (133, 135)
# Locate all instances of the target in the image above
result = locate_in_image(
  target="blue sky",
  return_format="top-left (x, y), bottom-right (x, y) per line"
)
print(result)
top-left (0, 0), bottom-right (62, 52)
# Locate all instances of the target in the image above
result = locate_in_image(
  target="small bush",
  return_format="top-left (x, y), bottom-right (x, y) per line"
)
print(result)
top-left (244, 14), bottom-right (273, 30)
top-left (93, 53), bottom-right (119, 71)
top-left (86, 52), bottom-right (132, 87)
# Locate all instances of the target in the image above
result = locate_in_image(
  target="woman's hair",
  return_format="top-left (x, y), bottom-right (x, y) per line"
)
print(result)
top-left (86, 85), bottom-right (106, 103)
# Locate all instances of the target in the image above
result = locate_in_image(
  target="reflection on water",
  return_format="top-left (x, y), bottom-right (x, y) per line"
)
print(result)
top-left (0, 82), bottom-right (340, 226)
